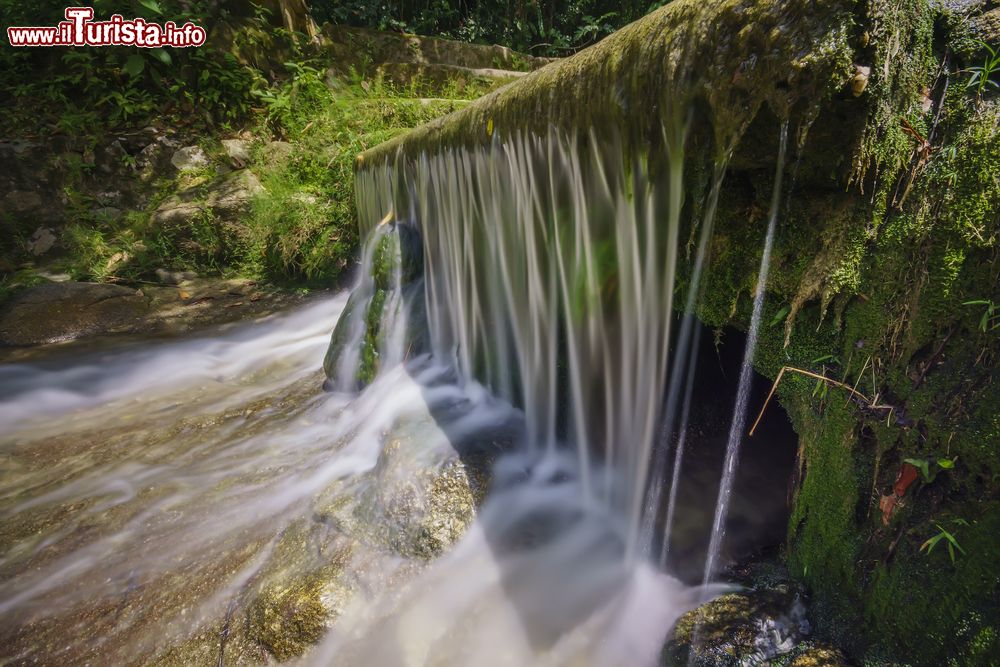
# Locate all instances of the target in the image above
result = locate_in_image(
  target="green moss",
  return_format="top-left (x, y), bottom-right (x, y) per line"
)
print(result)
top-left (357, 0), bottom-right (856, 198)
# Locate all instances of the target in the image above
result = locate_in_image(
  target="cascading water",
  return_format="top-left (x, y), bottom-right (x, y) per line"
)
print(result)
top-left (0, 124), bottom-right (800, 667)
top-left (357, 127), bottom-right (693, 552)
top-left (0, 0), bottom-right (842, 659)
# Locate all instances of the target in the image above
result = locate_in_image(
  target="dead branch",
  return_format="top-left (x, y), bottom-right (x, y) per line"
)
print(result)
top-left (748, 365), bottom-right (894, 436)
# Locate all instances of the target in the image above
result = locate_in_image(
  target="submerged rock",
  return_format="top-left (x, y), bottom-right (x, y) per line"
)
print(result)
top-left (246, 554), bottom-right (354, 660)
top-left (0, 282), bottom-right (148, 346)
top-left (351, 436), bottom-right (490, 558)
top-left (245, 520), bottom-right (357, 661)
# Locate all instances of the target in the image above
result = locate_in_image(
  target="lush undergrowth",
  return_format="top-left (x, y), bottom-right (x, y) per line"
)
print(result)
top-left (0, 1), bottom-right (494, 297)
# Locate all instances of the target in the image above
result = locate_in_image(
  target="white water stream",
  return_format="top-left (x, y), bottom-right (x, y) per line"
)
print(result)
top-left (1, 117), bottom-right (792, 664)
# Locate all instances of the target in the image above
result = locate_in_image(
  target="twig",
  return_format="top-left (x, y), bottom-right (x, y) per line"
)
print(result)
top-left (749, 365), bottom-right (892, 436)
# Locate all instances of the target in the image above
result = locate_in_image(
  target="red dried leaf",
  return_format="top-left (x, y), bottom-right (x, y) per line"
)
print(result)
top-left (894, 463), bottom-right (919, 498)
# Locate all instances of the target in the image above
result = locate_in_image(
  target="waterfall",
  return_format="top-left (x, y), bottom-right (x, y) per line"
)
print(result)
top-left (701, 121), bottom-right (789, 585)
top-left (355, 117), bottom-right (793, 576)
top-left (356, 127), bottom-right (690, 551)
top-left (639, 158), bottom-right (730, 561)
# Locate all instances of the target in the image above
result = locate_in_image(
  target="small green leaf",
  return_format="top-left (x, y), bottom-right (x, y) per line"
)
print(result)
top-left (937, 457), bottom-right (956, 469)
top-left (963, 300), bottom-right (990, 306)
top-left (123, 55), bottom-right (145, 77)
top-left (150, 47), bottom-right (172, 65)
top-left (920, 532), bottom-right (943, 553)
top-left (137, 0), bottom-right (163, 15)
top-left (904, 457), bottom-right (932, 482)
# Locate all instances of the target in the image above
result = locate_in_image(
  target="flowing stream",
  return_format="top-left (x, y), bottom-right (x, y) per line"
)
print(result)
top-left (1, 121), bottom-right (793, 667)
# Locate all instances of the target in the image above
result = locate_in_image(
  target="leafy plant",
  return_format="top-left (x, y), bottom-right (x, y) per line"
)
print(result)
top-left (572, 11), bottom-right (618, 46)
top-left (903, 456), bottom-right (957, 484)
top-left (963, 299), bottom-right (1000, 332)
top-left (920, 519), bottom-right (969, 563)
top-left (965, 41), bottom-right (1000, 97)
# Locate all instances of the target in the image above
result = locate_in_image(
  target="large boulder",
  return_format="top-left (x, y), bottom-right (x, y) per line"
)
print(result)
top-left (0, 282), bottom-right (148, 346)
top-left (151, 169), bottom-right (264, 228)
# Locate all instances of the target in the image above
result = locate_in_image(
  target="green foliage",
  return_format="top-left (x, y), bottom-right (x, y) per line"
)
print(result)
top-left (314, 0), bottom-right (672, 55)
top-left (903, 456), bottom-right (958, 484)
top-left (964, 41), bottom-right (1000, 97)
top-left (919, 519), bottom-right (969, 563)
top-left (0, 0), bottom-right (271, 134)
top-left (962, 299), bottom-right (1000, 332)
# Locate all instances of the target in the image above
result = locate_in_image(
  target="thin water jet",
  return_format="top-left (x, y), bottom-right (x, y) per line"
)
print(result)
top-left (702, 120), bottom-right (789, 586)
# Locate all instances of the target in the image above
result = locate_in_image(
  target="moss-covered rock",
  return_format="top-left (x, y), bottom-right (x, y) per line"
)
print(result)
top-left (664, 584), bottom-right (810, 666)
top-left (323, 222), bottom-right (426, 390)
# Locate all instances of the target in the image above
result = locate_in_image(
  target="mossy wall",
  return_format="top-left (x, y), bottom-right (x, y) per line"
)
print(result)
top-left (696, 4), bottom-right (999, 662)
top-left (353, 0), bottom-right (999, 663)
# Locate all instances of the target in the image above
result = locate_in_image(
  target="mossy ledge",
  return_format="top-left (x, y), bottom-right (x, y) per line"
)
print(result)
top-left (356, 0), bottom-right (856, 182)
top-left (353, 0), bottom-right (999, 664)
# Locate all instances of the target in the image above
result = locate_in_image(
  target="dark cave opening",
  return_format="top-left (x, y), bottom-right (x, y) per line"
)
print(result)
top-left (661, 323), bottom-right (800, 585)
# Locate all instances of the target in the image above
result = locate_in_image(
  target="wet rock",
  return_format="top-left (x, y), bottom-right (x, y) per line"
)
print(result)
top-left (170, 145), bottom-right (210, 171)
top-left (0, 282), bottom-right (148, 346)
top-left (149, 620), bottom-right (267, 666)
top-left (350, 434), bottom-right (490, 559)
top-left (664, 584), bottom-right (810, 666)
top-left (323, 223), bottom-right (426, 390)
top-left (26, 227), bottom-right (57, 256)
top-left (245, 521), bottom-right (356, 661)
top-left (322, 288), bottom-right (367, 386)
